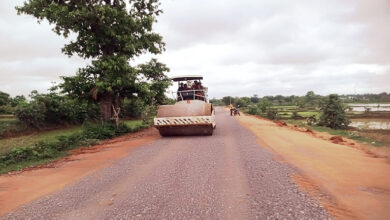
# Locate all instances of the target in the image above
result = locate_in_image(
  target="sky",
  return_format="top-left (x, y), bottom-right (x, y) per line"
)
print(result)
top-left (0, 0), bottom-right (389, 99)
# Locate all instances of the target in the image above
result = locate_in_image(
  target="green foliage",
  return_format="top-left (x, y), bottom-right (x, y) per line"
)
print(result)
top-left (142, 103), bottom-right (158, 126)
top-left (15, 101), bottom-right (46, 128)
top-left (291, 111), bottom-right (300, 119)
top-left (265, 108), bottom-right (279, 120)
top-left (257, 98), bottom-right (273, 113)
top-left (221, 96), bottom-right (258, 107)
top-left (121, 98), bottom-right (146, 118)
top-left (14, 91), bottom-right (99, 128)
top-left (318, 94), bottom-right (350, 129)
top-left (0, 105), bottom-right (16, 114)
top-left (235, 97), bottom-right (251, 107)
top-left (247, 105), bottom-right (259, 115)
top-left (10, 95), bottom-right (27, 107)
top-left (210, 98), bottom-right (224, 106)
top-left (310, 125), bottom-right (384, 147)
top-left (250, 94), bottom-right (260, 103)
top-left (17, 0), bottom-right (170, 121)
top-left (222, 96), bottom-right (235, 106)
top-left (0, 121), bottom-right (147, 173)
top-left (0, 91), bottom-right (10, 106)
top-left (303, 91), bottom-right (320, 107)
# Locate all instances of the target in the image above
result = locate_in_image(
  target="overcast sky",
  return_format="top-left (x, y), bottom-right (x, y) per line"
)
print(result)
top-left (1, 0), bottom-right (389, 98)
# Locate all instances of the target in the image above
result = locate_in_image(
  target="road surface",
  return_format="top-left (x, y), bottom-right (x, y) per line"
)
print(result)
top-left (2, 108), bottom-right (329, 219)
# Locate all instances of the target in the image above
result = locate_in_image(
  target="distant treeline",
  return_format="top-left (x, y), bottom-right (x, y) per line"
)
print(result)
top-left (210, 92), bottom-right (390, 107)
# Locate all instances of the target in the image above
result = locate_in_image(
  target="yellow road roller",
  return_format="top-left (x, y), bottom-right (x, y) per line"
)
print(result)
top-left (154, 75), bottom-right (216, 136)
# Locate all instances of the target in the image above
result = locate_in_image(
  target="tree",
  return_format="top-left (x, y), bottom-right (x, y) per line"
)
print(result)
top-left (17, 0), bottom-right (169, 121)
top-left (318, 94), bottom-right (350, 129)
top-left (257, 98), bottom-right (272, 113)
top-left (10, 95), bottom-right (27, 107)
top-left (304, 91), bottom-right (317, 107)
top-left (250, 94), bottom-right (260, 103)
top-left (236, 97), bottom-right (251, 107)
top-left (222, 96), bottom-right (235, 106)
top-left (0, 91), bottom-right (10, 106)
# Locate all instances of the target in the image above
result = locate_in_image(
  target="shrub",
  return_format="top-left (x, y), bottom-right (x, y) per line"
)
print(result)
top-left (266, 108), bottom-right (279, 120)
top-left (257, 98), bottom-right (273, 113)
top-left (247, 105), bottom-right (259, 115)
top-left (318, 94), bottom-right (350, 129)
top-left (0, 121), bottom-right (146, 172)
top-left (14, 91), bottom-right (99, 128)
top-left (121, 98), bottom-right (145, 118)
top-left (142, 104), bottom-right (158, 126)
top-left (15, 101), bottom-right (46, 128)
top-left (82, 123), bottom-right (116, 139)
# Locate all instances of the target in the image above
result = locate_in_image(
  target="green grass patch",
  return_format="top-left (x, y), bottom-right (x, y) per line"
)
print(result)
top-left (285, 119), bottom-right (384, 147)
top-left (0, 126), bottom-right (82, 155)
top-left (0, 120), bottom-right (148, 174)
top-left (272, 105), bottom-right (299, 109)
top-left (298, 111), bottom-right (321, 118)
top-left (124, 120), bottom-right (144, 130)
top-left (310, 125), bottom-right (384, 147)
top-left (0, 117), bottom-right (22, 137)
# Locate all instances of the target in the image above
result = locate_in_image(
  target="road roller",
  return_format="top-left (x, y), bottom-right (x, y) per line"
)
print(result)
top-left (154, 75), bottom-right (216, 136)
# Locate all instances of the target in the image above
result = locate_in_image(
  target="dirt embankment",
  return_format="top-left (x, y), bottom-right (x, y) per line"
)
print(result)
top-left (237, 114), bottom-right (390, 219)
top-left (0, 128), bottom-right (159, 216)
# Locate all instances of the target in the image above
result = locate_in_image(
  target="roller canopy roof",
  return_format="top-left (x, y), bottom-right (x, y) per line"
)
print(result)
top-left (171, 75), bottom-right (203, 82)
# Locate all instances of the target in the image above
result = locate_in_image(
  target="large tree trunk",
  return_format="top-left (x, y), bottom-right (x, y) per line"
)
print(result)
top-left (98, 92), bottom-right (113, 122)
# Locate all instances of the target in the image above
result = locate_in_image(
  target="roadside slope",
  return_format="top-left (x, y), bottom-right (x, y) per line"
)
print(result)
top-left (237, 113), bottom-right (390, 219)
top-left (0, 128), bottom-right (158, 216)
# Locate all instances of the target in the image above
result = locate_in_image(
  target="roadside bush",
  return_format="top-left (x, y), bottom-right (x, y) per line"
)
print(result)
top-left (247, 105), bottom-right (259, 115)
top-left (82, 123), bottom-right (117, 139)
top-left (142, 104), bottom-right (158, 126)
top-left (15, 101), bottom-right (46, 128)
top-left (266, 108), bottom-right (279, 120)
top-left (0, 105), bottom-right (15, 114)
top-left (257, 98), bottom-right (273, 113)
top-left (318, 94), bottom-right (350, 129)
top-left (0, 122), bottom-right (147, 172)
top-left (121, 98), bottom-right (145, 118)
top-left (14, 91), bottom-right (99, 128)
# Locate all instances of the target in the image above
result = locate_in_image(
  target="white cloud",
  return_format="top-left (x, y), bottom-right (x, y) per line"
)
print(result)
top-left (0, 0), bottom-right (389, 98)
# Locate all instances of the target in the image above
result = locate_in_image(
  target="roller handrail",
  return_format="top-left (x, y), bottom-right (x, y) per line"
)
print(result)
top-left (176, 89), bottom-right (206, 101)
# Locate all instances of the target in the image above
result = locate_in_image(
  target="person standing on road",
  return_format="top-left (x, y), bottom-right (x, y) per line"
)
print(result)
top-left (234, 105), bottom-right (241, 116)
top-left (229, 104), bottom-right (233, 116)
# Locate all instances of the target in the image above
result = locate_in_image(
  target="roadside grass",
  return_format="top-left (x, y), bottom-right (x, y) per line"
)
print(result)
top-left (310, 125), bottom-right (385, 147)
top-left (0, 117), bottom-right (23, 137)
top-left (124, 120), bottom-right (144, 130)
top-left (0, 127), bottom-right (82, 155)
top-left (0, 119), bottom-right (147, 174)
top-left (2, 153), bottom-right (67, 173)
top-left (285, 119), bottom-right (385, 147)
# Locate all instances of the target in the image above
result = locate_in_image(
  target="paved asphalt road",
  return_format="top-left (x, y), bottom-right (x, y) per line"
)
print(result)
top-left (3, 108), bottom-right (329, 219)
